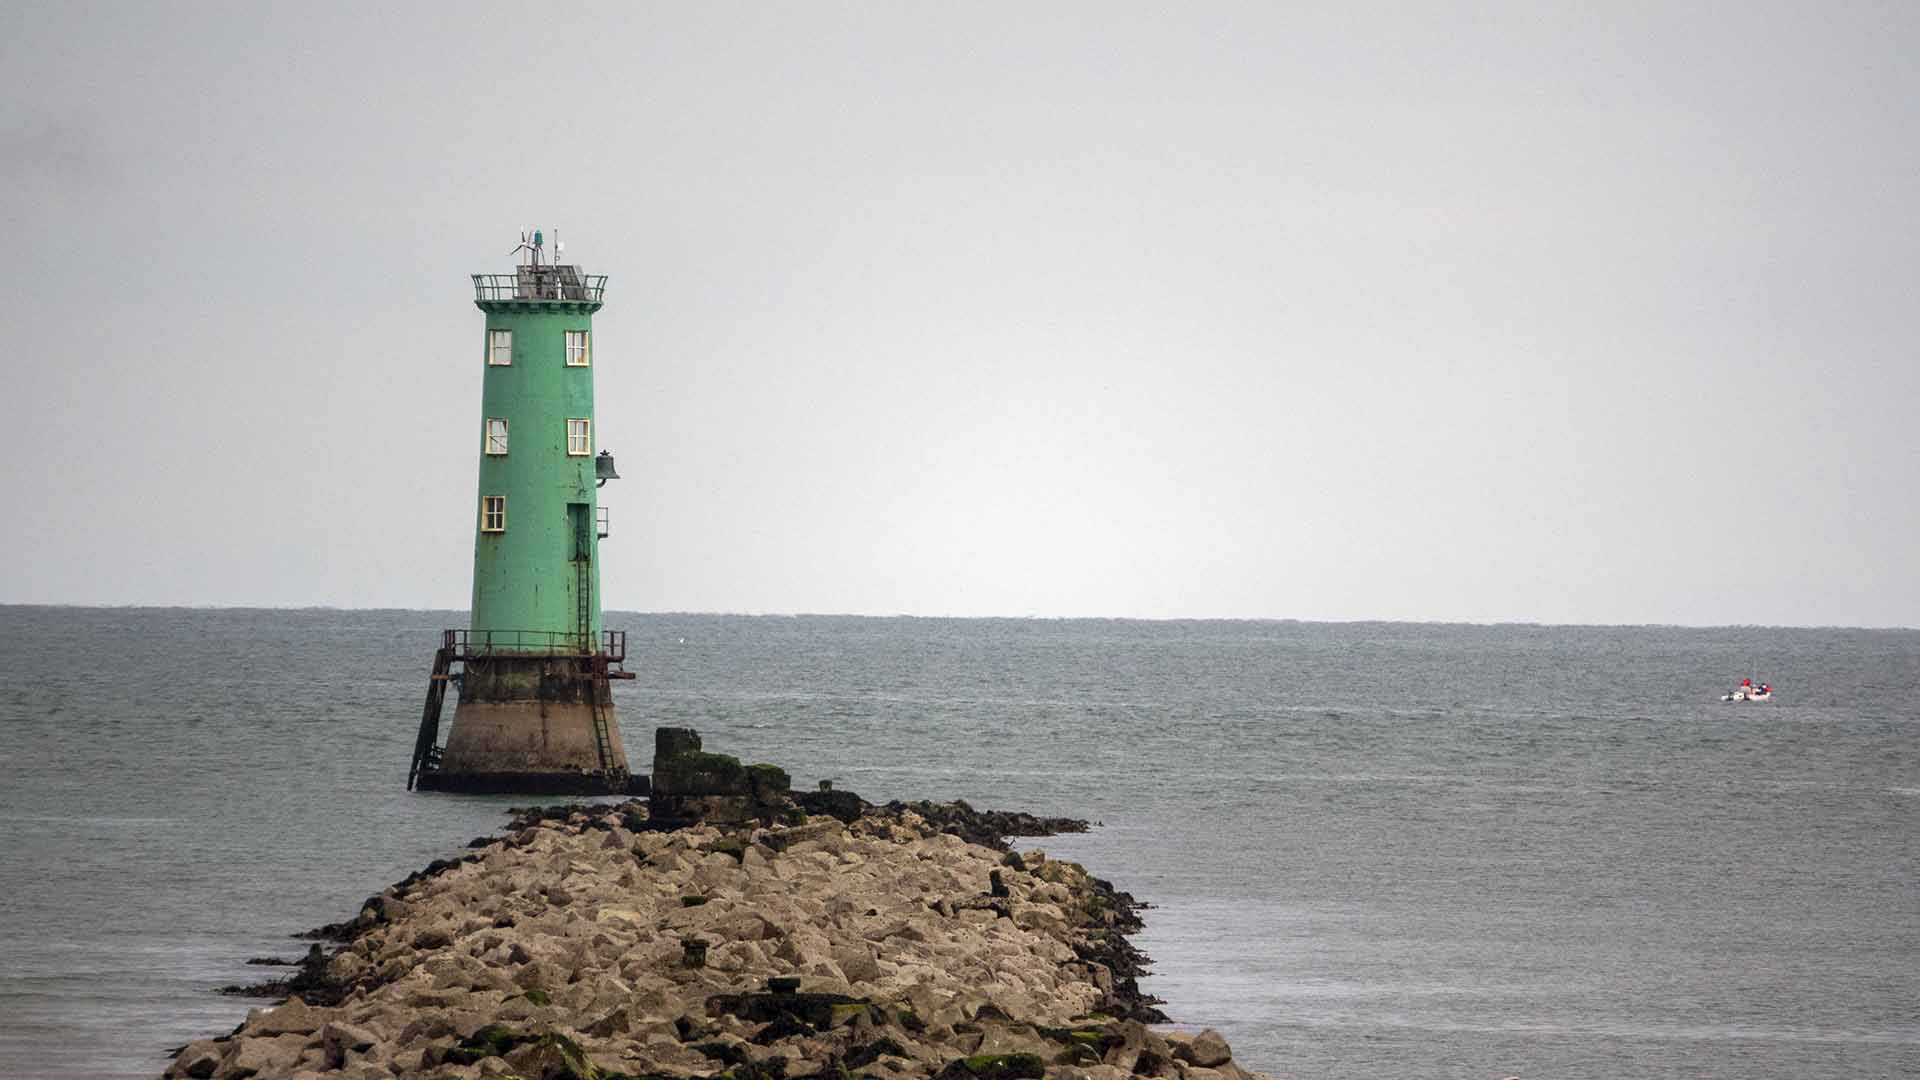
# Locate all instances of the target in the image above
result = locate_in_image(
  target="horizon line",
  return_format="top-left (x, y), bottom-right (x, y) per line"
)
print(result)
top-left (0, 601), bottom-right (1913, 633)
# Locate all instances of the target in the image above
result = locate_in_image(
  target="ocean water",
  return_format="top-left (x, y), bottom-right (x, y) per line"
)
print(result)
top-left (1, 608), bottom-right (1916, 1079)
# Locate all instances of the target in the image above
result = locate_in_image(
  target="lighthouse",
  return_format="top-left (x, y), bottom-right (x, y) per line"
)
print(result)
top-left (408, 230), bottom-right (636, 794)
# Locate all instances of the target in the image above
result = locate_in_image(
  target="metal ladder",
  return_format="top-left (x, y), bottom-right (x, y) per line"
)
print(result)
top-left (407, 645), bottom-right (455, 790)
top-left (575, 553), bottom-right (617, 778)
top-left (586, 655), bottom-right (617, 776)
top-left (575, 556), bottom-right (593, 653)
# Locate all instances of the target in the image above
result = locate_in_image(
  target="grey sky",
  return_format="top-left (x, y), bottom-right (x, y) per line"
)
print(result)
top-left (2, 2), bottom-right (1915, 625)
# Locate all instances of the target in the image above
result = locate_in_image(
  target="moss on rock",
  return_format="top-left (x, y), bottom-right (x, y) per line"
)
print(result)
top-left (936, 1052), bottom-right (1047, 1080)
top-left (655, 750), bottom-right (750, 796)
top-left (746, 762), bottom-right (791, 794)
top-left (828, 1002), bottom-right (873, 1027)
top-left (440, 1023), bottom-right (527, 1065)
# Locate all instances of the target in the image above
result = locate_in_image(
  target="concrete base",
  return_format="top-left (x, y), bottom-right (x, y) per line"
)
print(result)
top-left (424, 655), bottom-right (632, 795)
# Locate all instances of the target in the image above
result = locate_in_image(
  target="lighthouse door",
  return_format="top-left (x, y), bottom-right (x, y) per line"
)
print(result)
top-left (567, 503), bottom-right (592, 562)
top-left (567, 503), bottom-right (591, 646)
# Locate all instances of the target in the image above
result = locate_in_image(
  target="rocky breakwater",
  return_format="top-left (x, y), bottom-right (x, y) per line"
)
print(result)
top-left (164, 732), bottom-right (1265, 1080)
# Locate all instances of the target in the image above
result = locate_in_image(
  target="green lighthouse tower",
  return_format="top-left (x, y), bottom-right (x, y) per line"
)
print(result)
top-left (408, 230), bottom-right (634, 794)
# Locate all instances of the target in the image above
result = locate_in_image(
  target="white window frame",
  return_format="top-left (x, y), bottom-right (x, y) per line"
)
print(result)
top-left (484, 418), bottom-right (508, 455)
top-left (564, 329), bottom-right (590, 367)
top-left (488, 329), bottom-right (513, 366)
top-left (480, 495), bottom-right (506, 533)
top-left (565, 418), bottom-right (591, 456)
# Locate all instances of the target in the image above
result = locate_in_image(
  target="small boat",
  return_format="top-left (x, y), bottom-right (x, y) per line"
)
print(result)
top-left (1721, 679), bottom-right (1774, 702)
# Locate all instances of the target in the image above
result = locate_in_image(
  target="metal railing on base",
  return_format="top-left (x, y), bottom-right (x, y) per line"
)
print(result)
top-left (442, 628), bottom-right (626, 662)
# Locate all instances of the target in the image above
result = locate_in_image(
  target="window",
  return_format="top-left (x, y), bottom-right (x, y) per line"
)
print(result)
top-left (480, 495), bottom-right (506, 533)
top-left (564, 329), bottom-right (590, 367)
top-left (488, 329), bottom-right (512, 366)
top-left (566, 418), bottom-right (591, 456)
top-left (484, 418), bottom-right (508, 455)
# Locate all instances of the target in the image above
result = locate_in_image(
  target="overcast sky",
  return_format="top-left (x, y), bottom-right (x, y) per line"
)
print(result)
top-left (2, 2), bottom-right (1915, 625)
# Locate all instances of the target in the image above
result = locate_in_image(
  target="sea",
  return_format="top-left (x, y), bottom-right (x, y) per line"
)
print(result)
top-left (1, 607), bottom-right (1916, 1079)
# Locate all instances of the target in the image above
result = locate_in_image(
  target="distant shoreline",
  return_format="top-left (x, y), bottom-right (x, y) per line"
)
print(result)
top-left (3, 603), bottom-right (1914, 632)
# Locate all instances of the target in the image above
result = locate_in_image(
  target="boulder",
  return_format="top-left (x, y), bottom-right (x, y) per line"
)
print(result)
top-left (170, 1041), bottom-right (223, 1079)
top-left (1100, 1022), bottom-right (1148, 1073)
top-left (504, 1037), bottom-right (594, 1080)
top-left (777, 931), bottom-right (836, 970)
top-left (1186, 1029), bottom-right (1232, 1069)
top-left (322, 1020), bottom-right (380, 1066)
top-left (966, 1022), bottom-right (1056, 1060)
top-left (211, 1033), bottom-right (307, 1079)
top-left (715, 911), bottom-right (782, 942)
top-left (834, 942), bottom-right (882, 983)
top-left (242, 997), bottom-right (335, 1036)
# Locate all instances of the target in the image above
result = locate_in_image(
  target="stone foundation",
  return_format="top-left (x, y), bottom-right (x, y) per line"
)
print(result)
top-left (421, 655), bottom-right (631, 794)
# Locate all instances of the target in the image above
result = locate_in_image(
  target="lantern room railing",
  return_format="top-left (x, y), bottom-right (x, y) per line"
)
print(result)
top-left (472, 271), bottom-right (607, 303)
